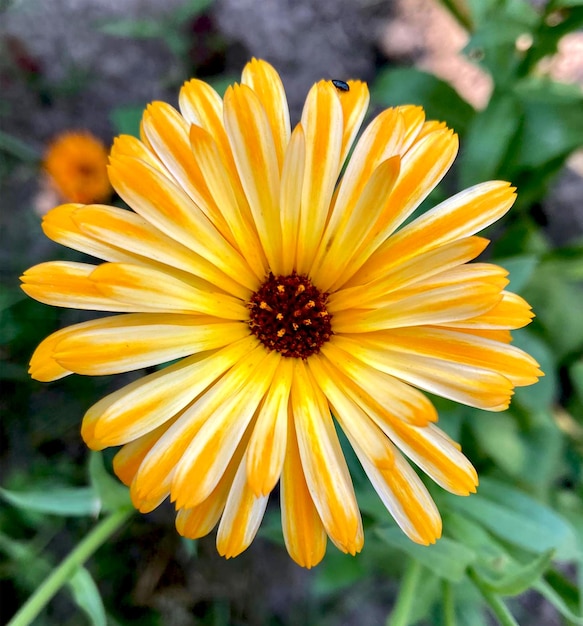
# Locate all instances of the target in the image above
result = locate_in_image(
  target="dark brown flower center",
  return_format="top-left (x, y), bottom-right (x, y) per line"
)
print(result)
top-left (247, 272), bottom-right (333, 359)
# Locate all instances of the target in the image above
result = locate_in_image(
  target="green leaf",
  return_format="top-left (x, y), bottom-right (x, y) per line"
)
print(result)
top-left (458, 94), bottom-right (522, 187)
top-left (371, 68), bottom-right (475, 134)
top-left (445, 478), bottom-right (577, 559)
top-left (570, 359), bottom-right (583, 404)
top-left (0, 129), bottom-right (41, 162)
top-left (534, 578), bottom-right (583, 624)
top-left (375, 527), bottom-right (476, 582)
top-left (463, 19), bottom-right (533, 85)
top-left (170, 0), bottom-right (215, 25)
top-left (525, 8), bottom-right (583, 71)
top-left (469, 412), bottom-right (528, 477)
top-left (0, 486), bottom-right (100, 517)
top-left (88, 452), bottom-right (132, 513)
top-left (496, 254), bottom-right (539, 293)
top-left (109, 104), bottom-right (144, 138)
top-left (511, 331), bottom-right (558, 410)
top-left (549, 0), bottom-right (583, 7)
top-left (314, 550), bottom-right (366, 594)
top-left (0, 288), bottom-right (26, 312)
top-left (96, 18), bottom-right (164, 39)
top-left (69, 567), bottom-right (107, 626)
top-left (511, 78), bottom-right (583, 169)
top-left (478, 549), bottom-right (555, 596)
top-left (522, 262), bottom-right (583, 359)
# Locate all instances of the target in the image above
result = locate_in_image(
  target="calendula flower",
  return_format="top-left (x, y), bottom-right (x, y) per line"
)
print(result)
top-left (22, 59), bottom-right (542, 568)
top-left (43, 131), bottom-right (112, 204)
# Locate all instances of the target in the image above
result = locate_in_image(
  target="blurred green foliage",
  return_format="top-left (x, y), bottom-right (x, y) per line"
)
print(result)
top-left (2, 0), bottom-right (583, 624)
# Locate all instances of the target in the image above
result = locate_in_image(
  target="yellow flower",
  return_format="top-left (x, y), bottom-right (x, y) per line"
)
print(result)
top-left (22, 59), bottom-right (542, 568)
top-left (43, 131), bottom-right (112, 204)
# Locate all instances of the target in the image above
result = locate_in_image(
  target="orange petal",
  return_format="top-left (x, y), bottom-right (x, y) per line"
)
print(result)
top-left (291, 360), bottom-right (363, 555)
top-left (296, 81), bottom-right (343, 274)
top-left (82, 336), bottom-right (257, 448)
top-left (108, 153), bottom-right (257, 291)
top-left (330, 236), bottom-right (489, 312)
top-left (334, 128), bottom-right (459, 289)
top-left (189, 123), bottom-right (267, 279)
top-left (224, 84), bottom-right (283, 273)
top-left (170, 349), bottom-right (280, 509)
top-left (280, 407), bottom-right (327, 568)
top-left (51, 313), bottom-right (249, 376)
top-left (20, 261), bottom-right (156, 313)
top-left (41, 204), bottom-right (138, 264)
top-left (88, 262), bottom-right (248, 319)
top-left (349, 181), bottom-right (515, 287)
top-left (74, 204), bottom-right (251, 300)
top-left (216, 452), bottom-right (269, 559)
top-left (241, 58), bottom-right (291, 170)
top-left (245, 357), bottom-right (293, 496)
top-left (279, 124), bottom-right (305, 274)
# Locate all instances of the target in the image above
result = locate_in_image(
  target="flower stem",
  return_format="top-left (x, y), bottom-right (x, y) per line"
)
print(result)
top-left (442, 580), bottom-right (457, 626)
top-left (469, 568), bottom-right (520, 626)
top-left (7, 508), bottom-right (133, 626)
top-left (387, 558), bottom-right (423, 626)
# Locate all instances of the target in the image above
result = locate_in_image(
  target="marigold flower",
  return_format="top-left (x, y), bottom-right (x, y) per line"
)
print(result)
top-left (21, 59), bottom-right (542, 568)
top-left (43, 131), bottom-right (112, 204)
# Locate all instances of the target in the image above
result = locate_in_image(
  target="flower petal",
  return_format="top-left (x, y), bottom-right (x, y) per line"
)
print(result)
top-left (349, 181), bottom-right (516, 287)
top-left (171, 349), bottom-right (280, 509)
top-left (396, 105), bottom-right (426, 152)
top-left (21, 261), bottom-right (158, 312)
top-left (41, 204), bottom-right (139, 263)
top-left (332, 268), bottom-right (506, 332)
top-left (189, 123), bottom-right (267, 279)
top-left (73, 204), bottom-right (251, 300)
top-left (321, 341), bottom-right (437, 426)
top-left (110, 134), bottom-right (167, 174)
top-left (141, 102), bottom-right (227, 230)
top-left (28, 325), bottom-right (74, 382)
top-left (291, 360), bottom-right (363, 555)
top-left (280, 410), bottom-right (327, 568)
top-left (82, 336), bottom-right (257, 448)
top-left (337, 80), bottom-right (370, 165)
top-left (241, 58), bottom-right (291, 170)
top-left (279, 124), bottom-right (305, 275)
top-left (88, 262), bottom-right (248, 319)
top-left (353, 438), bottom-right (442, 545)
top-left (332, 334), bottom-right (515, 411)
top-left (333, 128), bottom-right (459, 289)
top-left (224, 84), bottom-right (283, 273)
top-left (363, 326), bottom-right (542, 387)
top-left (246, 357), bottom-right (294, 496)
top-left (108, 153), bottom-right (257, 291)
top-left (176, 432), bottom-right (249, 540)
top-left (311, 155), bottom-right (401, 291)
top-left (438, 290), bottom-right (534, 330)
top-left (133, 342), bottom-right (267, 504)
top-left (308, 356), bottom-right (395, 470)
top-left (51, 313), bottom-right (249, 376)
top-left (378, 421), bottom-right (478, 496)
top-left (113, 418), bottom-right (176, 485)
top-left (329, 236), bottom-right (489, 312)
top-left (216, 451), bottom-right (269, 559)
top-left (296, 81), bottom-right (343, 274)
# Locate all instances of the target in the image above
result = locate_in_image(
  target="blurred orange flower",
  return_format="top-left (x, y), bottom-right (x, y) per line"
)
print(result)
top-left (43, 131), bottom-right (112, 204)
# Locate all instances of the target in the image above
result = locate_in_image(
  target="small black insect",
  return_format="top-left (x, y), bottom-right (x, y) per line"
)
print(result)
top-left (331, 79), bottom-right (350, 92)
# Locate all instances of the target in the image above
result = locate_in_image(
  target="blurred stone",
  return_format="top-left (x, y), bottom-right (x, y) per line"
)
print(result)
top-left (213, 0), bottom-right (389, 119)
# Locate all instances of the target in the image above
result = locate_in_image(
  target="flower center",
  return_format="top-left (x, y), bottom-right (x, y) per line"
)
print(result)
top-left (247, 272), bottom-right (333, 359)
